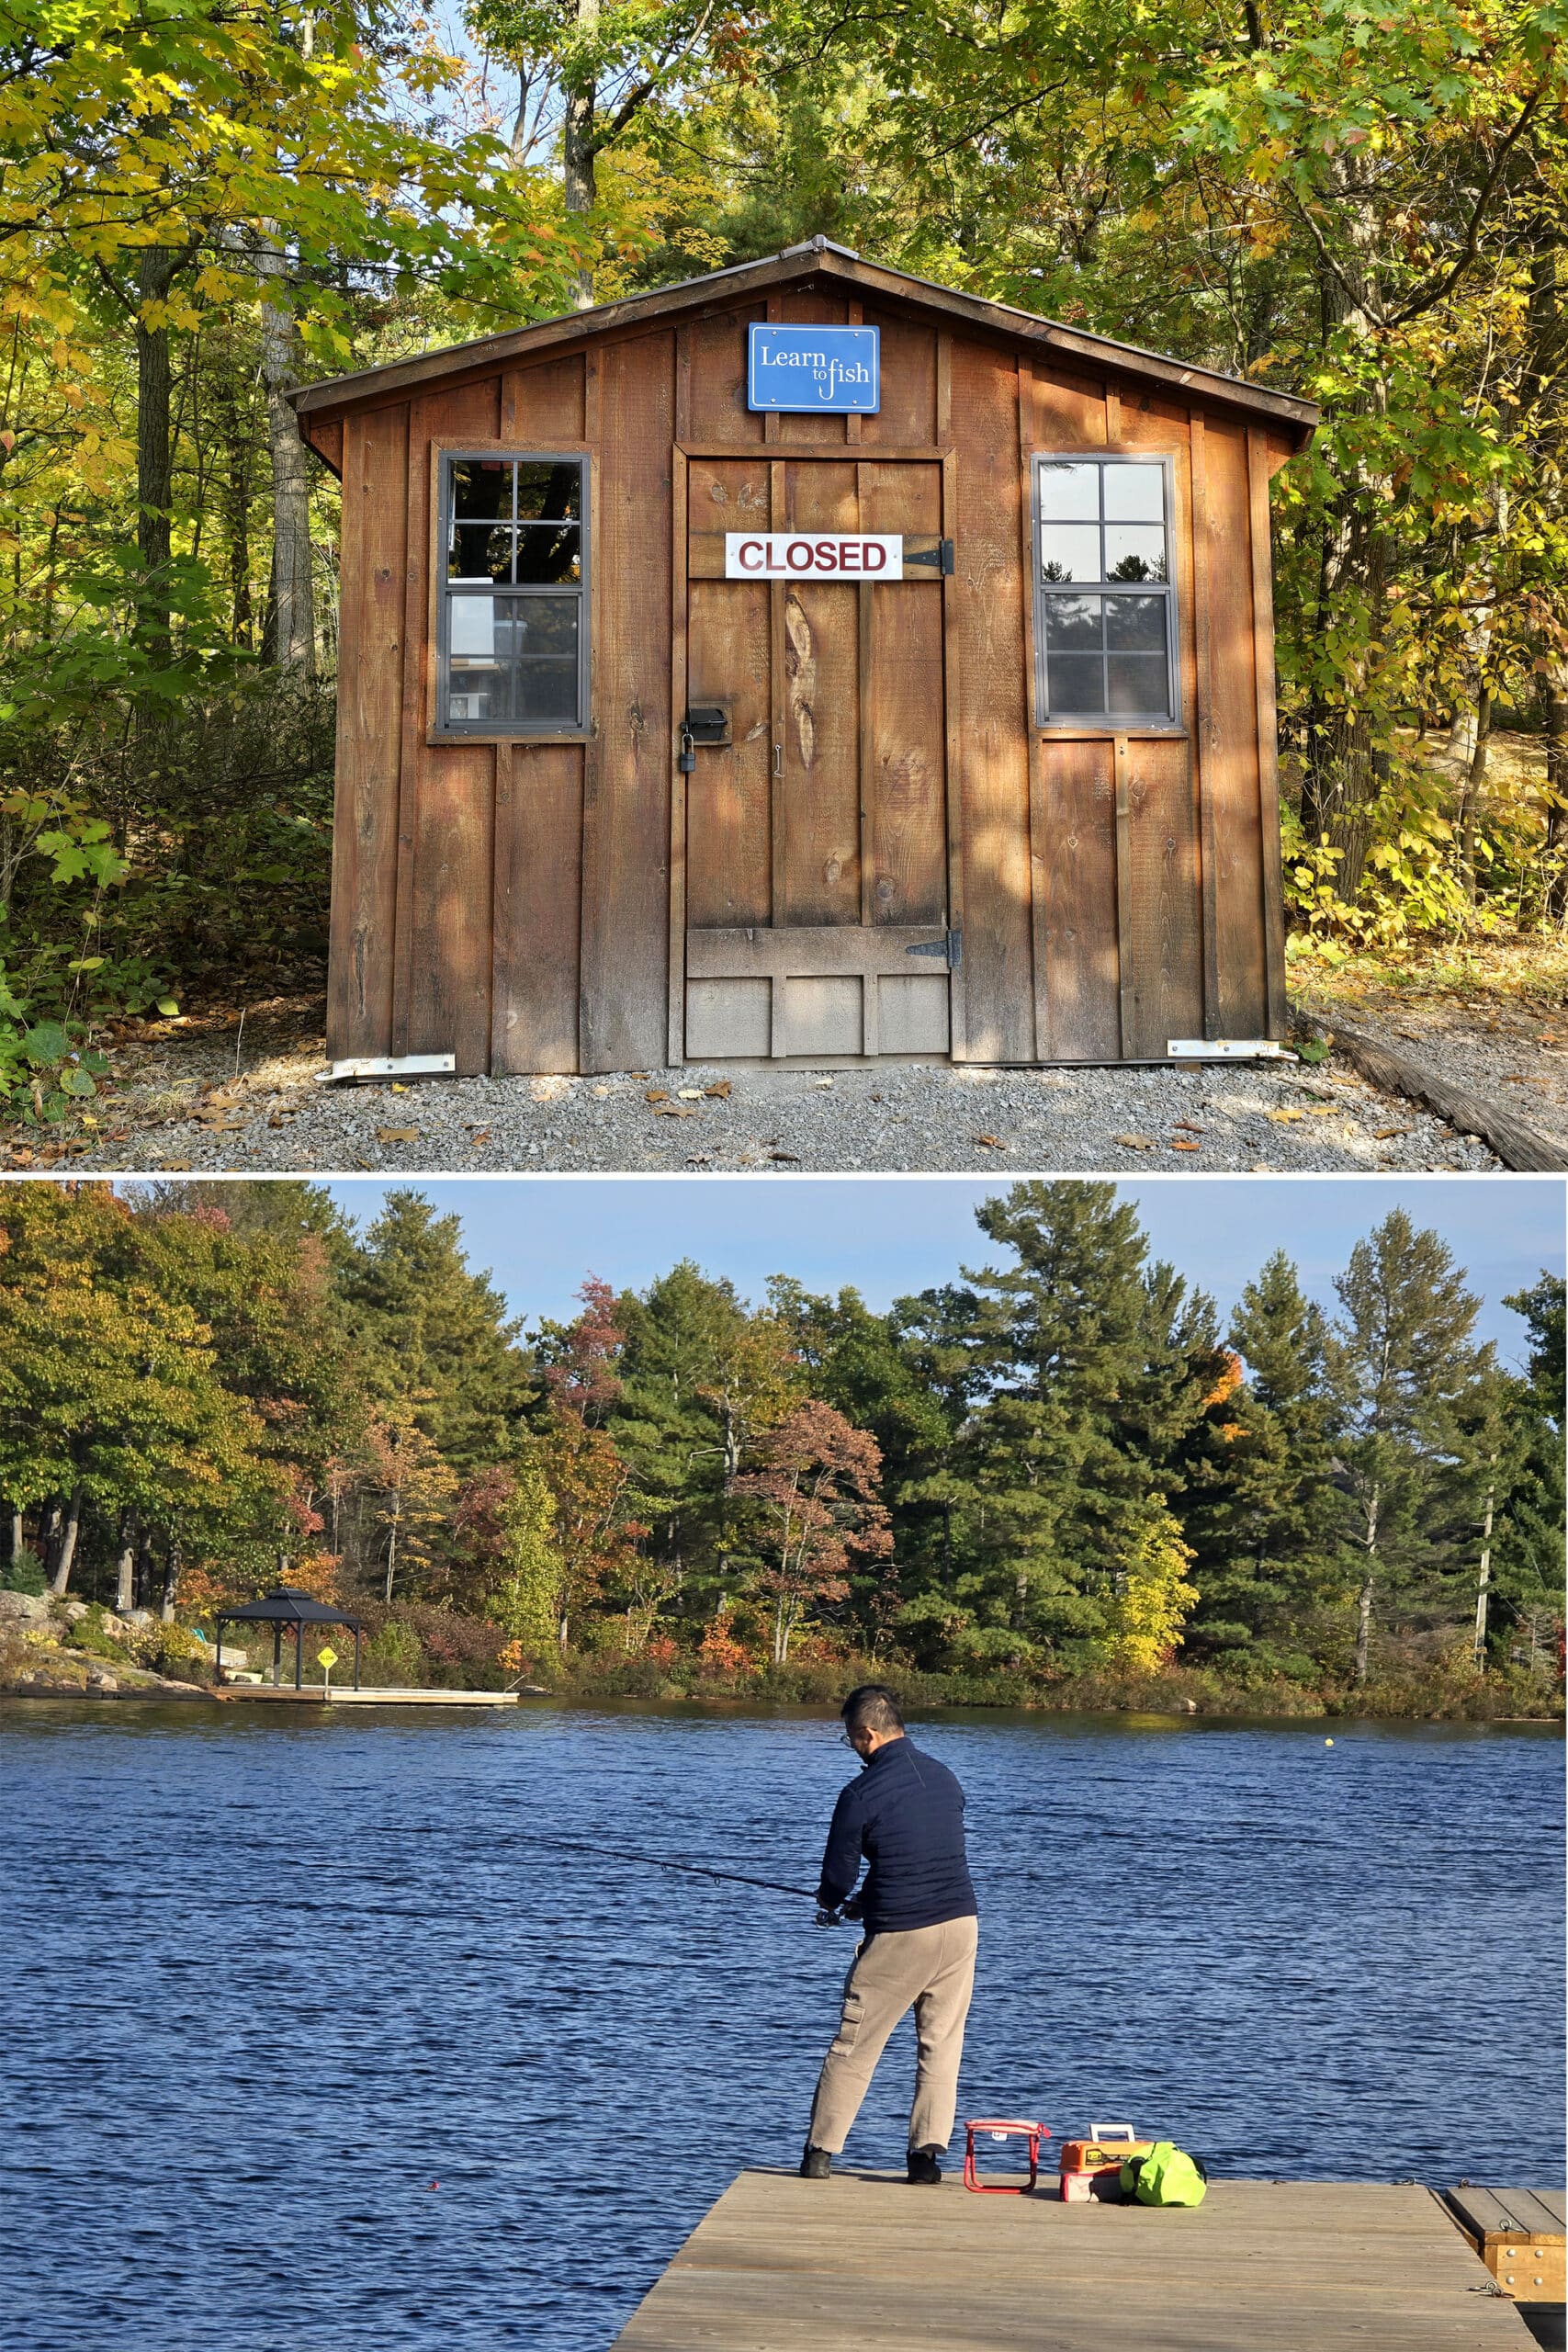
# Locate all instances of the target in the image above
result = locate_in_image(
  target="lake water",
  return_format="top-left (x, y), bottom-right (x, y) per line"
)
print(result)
top-left (5, 1702), bottom-right (1563, 2351)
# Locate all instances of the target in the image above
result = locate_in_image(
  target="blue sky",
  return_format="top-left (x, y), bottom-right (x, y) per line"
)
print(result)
top-left (320, 1176), bottom-right (1565, 1368)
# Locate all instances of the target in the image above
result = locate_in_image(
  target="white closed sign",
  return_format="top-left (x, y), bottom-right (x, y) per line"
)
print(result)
top-left (725, 533), bottom-right (904, 580)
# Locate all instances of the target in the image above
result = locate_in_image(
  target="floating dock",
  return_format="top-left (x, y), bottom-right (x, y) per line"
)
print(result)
top-left (214, 1684), bottom-right (521, 1706)
top-left (611, 2168), bottom-right (1556, 2350)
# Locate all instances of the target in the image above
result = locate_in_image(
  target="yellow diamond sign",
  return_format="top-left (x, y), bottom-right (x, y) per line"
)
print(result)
top-left (317, 1645), bottom-right (338, 1670)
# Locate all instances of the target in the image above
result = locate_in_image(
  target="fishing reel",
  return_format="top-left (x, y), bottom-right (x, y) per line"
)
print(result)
top-left (815, 1904), bottom-right (846, 1928)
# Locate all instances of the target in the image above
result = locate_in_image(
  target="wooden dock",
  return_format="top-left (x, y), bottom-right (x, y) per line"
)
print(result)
top-left (611, 2168), bottom-right (1547, 2351)
top-left (215, 1684), bottom-right (521, 1706)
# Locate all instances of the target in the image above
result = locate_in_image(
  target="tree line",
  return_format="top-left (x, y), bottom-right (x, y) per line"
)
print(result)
top-left (1, 0), bottom-right (1565, 1115)
top-left (0, 1179), bottom-right (1560, 1702)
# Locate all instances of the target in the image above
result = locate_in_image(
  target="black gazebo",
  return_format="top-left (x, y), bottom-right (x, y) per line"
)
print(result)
top-left (213, 1588), bottom-right (364, 1690)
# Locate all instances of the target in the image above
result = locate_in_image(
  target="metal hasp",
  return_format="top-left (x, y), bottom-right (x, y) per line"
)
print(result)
top-left (905, 538), bottom-right (955, 575)
top-left (682, 705), bottom-right (731, 745)
top-left (906, 929), bottom-right (963, 969)
top-left (212, 1586), bottom-right (364, 1692)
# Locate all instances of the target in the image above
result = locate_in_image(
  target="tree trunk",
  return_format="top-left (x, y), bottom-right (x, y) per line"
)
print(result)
top-left (1472, 1467), bottom-right (1496, 1667)
top-left (8, 1509), bottom-right (22, 1570)
top-left (257, 232), bottom-right (315, 675)
top-left (1545, 673), bottom-right (1568, 923)
top-left (135, 247), bottom-right (181, 662)
top-left (48, 1487), bottom-right (84, 1596)
top-left (1456, 687), bottom-right (1493, 903)
top-left (161, 1540), bottom-right (182, 1623)
top-left (563, 0), bottom-right (598, 307)
top-left (384, 1506), bottom-right (398, 1604)
top-left (1353, 1487), bottom-right (1379, 1686)
top-left (115, 1519), bottom-right (138, 1614)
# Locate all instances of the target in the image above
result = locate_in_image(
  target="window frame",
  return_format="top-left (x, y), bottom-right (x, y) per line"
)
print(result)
top-left (1030, 451), bottom-right (1182, 734)
top-left (432, 444), bottom-right (592, 742)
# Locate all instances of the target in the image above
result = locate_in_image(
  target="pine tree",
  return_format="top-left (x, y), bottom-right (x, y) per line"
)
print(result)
top-left (904, 1182), bottom-right (1212, 1669)
top-left (1181, 1250), bottom-right (1345, 1677)
top-left (342, 1192), bottom-right (534, 1476)
top-left (1329, 1210), bottom-right (1489, 1683)
top-left (1490, 1274), bottom-right (1566, 1667)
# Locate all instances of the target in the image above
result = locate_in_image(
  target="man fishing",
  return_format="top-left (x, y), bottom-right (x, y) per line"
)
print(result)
top-left (800, 1685), bottom-right (977, 2186)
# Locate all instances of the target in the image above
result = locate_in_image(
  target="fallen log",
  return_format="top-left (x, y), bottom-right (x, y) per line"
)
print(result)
top-left (1311, 1015), bottom-right (1568, 1173)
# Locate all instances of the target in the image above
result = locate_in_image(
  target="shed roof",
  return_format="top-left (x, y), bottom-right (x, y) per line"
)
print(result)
top-left (287, 237), bottom-right (1318, 443)
top-left (214, 1586), bottom-right (364, 1628)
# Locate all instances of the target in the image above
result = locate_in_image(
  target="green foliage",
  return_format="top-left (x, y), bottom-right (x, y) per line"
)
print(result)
top-left (2, 1546), bottom-right (47, 1594)
top-left (1, 1180), bottom-right (1557, 1713)
top-left (124, 1619), bottom-right (206, 1676)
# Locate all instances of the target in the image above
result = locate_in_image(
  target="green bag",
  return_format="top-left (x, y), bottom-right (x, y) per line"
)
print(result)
top-left (1119, 2141), bottom-right (1209, 2207)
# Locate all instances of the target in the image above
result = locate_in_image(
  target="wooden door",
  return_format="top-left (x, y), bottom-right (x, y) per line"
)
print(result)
top-left (680, 455), bottom-right (954, 1060)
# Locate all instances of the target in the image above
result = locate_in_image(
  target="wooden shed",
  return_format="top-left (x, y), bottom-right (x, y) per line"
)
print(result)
top-left (289, 239), bottom-right (1318, 1076)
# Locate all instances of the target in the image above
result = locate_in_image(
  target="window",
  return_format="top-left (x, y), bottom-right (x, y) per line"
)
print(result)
top-left (1032, 454), bottom-right (1178, 728)
top-left (437, 450), bottom-right (588, 734)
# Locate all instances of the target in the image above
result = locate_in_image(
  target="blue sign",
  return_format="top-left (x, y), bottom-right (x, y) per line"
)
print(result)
top-left (748, 323), bottom-right (880, 413)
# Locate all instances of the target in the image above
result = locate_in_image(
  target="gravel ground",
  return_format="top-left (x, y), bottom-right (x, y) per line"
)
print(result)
top-left (1295, 975), bottom-right (1568, 1155)
top-left (16, 997), bottom-right (1502, 1173)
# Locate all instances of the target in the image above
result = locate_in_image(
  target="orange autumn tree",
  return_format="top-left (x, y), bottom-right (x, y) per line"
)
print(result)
top-left (734, 1402), bottom-right (893, 1667)
top-left (536, 1402), bottom-right (646, 1651)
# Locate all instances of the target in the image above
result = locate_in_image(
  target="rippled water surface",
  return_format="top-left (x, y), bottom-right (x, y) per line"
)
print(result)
top-left (5, 1701), bottom-right (1563, 2351)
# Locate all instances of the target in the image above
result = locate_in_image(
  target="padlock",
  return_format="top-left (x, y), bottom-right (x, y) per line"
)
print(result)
top-left (678, 726), bottom-right (696, 775)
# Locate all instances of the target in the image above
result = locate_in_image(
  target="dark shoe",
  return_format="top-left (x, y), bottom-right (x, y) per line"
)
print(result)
top-left (907, 2145), bottom-right (942, 2185)
top-left (799, 2145), bottom-right (832, 2180)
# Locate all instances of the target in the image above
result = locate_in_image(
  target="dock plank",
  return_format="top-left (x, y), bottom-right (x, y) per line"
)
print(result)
top-left (613, 2171), bottom-right (1537, 2351)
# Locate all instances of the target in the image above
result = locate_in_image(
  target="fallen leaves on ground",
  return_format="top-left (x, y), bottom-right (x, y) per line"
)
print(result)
top-left (1267, 1107), bottom-right (1305, 1123)
top-left (1373, 1126), bottom-right (1411, 1140)
top-left (769, 1148), bottom-right (801, 1161)
top-left (704, 1080), bottom-right (731, 1098)
top-left (1113, 1133), bottom-right (1156, 1150)
top-left (646, 1088), bottom-right (670, 1102)
top-left (676, 1088), bottom-right (705, 1100)
top-left (974, 1133), bottom-right (1005, 1148)
top-left (1170, 1137), bottom-right (1201, 1151)
top-left (377, 1126), bottom-right (421, 1143)
top-left (652, 1102), bottom-right (695, 1118)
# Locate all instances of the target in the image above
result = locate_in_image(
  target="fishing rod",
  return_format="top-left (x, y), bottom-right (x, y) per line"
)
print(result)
top-left (509, 1828), bottom-right (823, 1903)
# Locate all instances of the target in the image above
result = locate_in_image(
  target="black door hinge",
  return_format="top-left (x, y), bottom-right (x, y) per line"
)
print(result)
top-left (905, 929), bottom-right (962, 969)
top-left (905, 538), bottom-right (955, 576)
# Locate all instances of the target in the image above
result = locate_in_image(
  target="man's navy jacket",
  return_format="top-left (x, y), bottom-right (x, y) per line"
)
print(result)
top-left (817, 1736), bottom-right (976, 1935)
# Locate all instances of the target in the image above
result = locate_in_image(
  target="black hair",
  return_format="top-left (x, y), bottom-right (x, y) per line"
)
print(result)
top-left (840, 1684), bottom-right (904, 1737)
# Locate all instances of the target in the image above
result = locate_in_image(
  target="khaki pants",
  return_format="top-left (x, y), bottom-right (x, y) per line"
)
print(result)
top-left (807, 1915), bottom-right (978, 2156)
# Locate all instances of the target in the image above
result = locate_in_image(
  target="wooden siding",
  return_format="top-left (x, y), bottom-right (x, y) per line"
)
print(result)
top-left (322, 275), bottom-right (1288, 1072)
top-left (328, 402), bottom-right (407, 1059)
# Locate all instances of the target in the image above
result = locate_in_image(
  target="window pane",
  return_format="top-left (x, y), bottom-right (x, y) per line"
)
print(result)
top-left (449, 594), bottom-right (500, 660)
top-left (1104, 526), bottom-right (1167, 582)
top-left (499, 594), bottom-right (579, 657)
top-left (516, 659), bottom-right (580, 723)
top-left (1103, 464), bottom-right (1165, 522)
top-left (516, 461), bottom-right (581, 522)
top-left (1037, 460), bottom-right (1100, 521)
top-left (1107, 652), bottom-right (1169, 715)
top-left (515, 524), bottom-right (582, 584)
top-left (1105, 593), bottom-right (1167, 650)
top-left (1046, 653), bottom-right (1106, 713)
top-left (1040, 524), bottom-right (1102, 583)
top-left (450, 523), bottom-right (513, 582)
top-left (1043, 592), bottom-right (1102, 650)
top-left (450, 458), bottom-right (513, 522)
